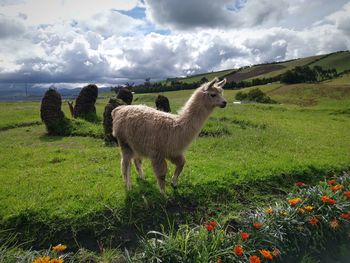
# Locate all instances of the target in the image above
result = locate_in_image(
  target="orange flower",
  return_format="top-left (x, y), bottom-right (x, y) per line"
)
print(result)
top-left (295, 182), bottom-right (306, 187)
top-left (297, 208), bottom-right (305, 214)
top-left (233, 245), bottom-right (244, 257)
top-left (340, 212), bottom-right (350, 220)
top-left (240, 232), bottom-right (250, 240)
top-left (327, 198), bottom-right (336, 205)
top-left (288, 198), bottom-right (302, 206)
top-left (260, 249), bottom-right (273, 260)
top-left (331, 184), bottom-right (343, 192)
top-left (330, 218), bottom-right (340, 229)
top-left (52, 244), bottom-right (67, 253)
top-left (253, 222), bottom-right (263, 229)
top-left (304, 205), bottom-right (314, 212)
top-left (344, 191), bottom-right (350, 199)
top-left (265, 207), bottom-right (273, 214)
top-left (272, 248), bottom-right (281, 257)
top-left (216, 257), bottom-right (223, 263)
top-left (50, 259), bottom-right (64, 263)
top-left (308, 217), bottom-right (319, 225)
top-left (249, 255), bottom-right (261, 263)
top-left (327, 179), bottom-right (336, 185)
top-left (33, 256), bottom-right (51, 263)
top-left (321, 195), bottom-right (330, 203)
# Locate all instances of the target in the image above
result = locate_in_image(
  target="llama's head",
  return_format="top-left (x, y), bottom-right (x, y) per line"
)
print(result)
top-left (202, 77), bottom-right (227, 109)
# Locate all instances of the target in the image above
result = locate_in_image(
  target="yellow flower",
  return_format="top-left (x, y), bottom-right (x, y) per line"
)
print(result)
top-left (280, 211), bottom-right (288, 216)
top-left (265, 208), bottom-right (273, 214)
top-left (33, 256), bottom-right (50, 263)
top-left (52, 244), bottom-right (67, 253)
top-left (304, 205), bottom-right (314, 212)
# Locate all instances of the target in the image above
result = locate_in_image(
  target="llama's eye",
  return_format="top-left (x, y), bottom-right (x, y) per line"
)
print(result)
top-left (210, 94), bottom-right (216, 97)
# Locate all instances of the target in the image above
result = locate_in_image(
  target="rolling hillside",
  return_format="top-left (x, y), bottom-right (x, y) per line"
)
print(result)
top-left (174, 51), bottom-right (350, 84)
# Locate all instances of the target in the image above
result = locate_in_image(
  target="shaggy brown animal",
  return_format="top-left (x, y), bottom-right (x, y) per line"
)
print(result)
top-left (103, 88), bottom-right (133, 144)
top-left (155, 95), bottom-right (171, 112)
top-left (112, 78), bottom-right (227, 194)
top-left (40, 88), bottom-right (68, 135)
top-left (73, 84), bottom-right (98, 119)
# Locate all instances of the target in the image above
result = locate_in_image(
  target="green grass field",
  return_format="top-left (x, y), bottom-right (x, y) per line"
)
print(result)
top-left (309, 51), bottom-right (350, 73)
top-left (1, 80), bottom-right (350, 259)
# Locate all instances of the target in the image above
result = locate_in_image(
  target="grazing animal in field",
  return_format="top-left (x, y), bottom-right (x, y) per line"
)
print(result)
top-left (111, 78), bottom-right (227, 194)
top-left (103, 88), bottom-right (133, 144)
top-left (155, 94), bottom-right (171, 112)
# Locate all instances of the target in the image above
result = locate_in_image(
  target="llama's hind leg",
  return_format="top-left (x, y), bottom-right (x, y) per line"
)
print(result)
top-left (169, 155), bottom-right (185, 188)
top-left (120, 146), bottom-right (133, 190)
top-left (151, 158), bottom-right (167, 194)
top-left (134, 158), bottom-right (145, 179)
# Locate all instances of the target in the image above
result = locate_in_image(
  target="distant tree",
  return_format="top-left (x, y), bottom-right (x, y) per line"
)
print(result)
top-left (144, 78), bottom-right (151, 88)
top-left (200, 77), bottom-right (208, 84)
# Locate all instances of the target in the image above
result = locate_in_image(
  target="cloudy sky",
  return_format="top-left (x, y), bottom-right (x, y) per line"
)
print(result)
top-left (0, 0), bottom-right (349, 87)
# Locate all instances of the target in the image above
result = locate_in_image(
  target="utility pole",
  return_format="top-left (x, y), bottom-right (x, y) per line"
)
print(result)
top-left (25, 83), bottom-right (28, 97)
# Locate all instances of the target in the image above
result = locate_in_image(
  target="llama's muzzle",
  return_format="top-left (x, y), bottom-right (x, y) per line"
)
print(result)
top-left (220, 101), bottom-right (227, 108)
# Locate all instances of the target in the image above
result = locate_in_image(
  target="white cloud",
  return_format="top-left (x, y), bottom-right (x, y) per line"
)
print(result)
top-left (0, 14), bottom-right (25, 38)
top-left (77, 10), bottom-right (144, 37)
top-left (0, 0), bottom-right (349, 85)
top-left (0, 0), bottom-right (138, 25)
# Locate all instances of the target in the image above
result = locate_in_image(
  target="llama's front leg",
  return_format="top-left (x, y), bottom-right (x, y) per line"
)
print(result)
top-left (169, 155), bottom-right (185, 188)
top-left (121, 149), bottom-right (133, 190)
top-left (151, 158), bottom-right (167, 195)
top-left (134, 158), bottom-right (145, 179)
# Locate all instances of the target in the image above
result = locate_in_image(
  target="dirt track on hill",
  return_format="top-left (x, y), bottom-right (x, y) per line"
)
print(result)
top-left (225, 64), bottom-right (285, 82)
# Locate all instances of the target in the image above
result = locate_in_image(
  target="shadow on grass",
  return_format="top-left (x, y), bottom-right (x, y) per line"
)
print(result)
top-left (39, 134), bottom-right (64, 142)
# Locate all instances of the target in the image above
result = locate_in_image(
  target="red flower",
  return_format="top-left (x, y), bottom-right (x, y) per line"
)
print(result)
top-left (240, 232), bottom-right (250, 240)
top-left (234, 245), bottom-right (244, 257)
top-left (205, 221), bottom-right (218, 231)
top-left (344, 191), bottom-right (350, 199)
top-left (295, 182), bottom-right (306, 187)
top-left (308, 217), bottom-right (319, 225)
top-left (340, 212), bottom-right (350, 220)
top-left (249, 255), bottom-right (261, 263)
top-left (327, 179), bottom-right (336, 185)
top-left (206, 224), bottom-right (214, 231)
top-left (253, 222), bottom-right (262, 229)
top-left (327, 198), bottom-right (336, 205)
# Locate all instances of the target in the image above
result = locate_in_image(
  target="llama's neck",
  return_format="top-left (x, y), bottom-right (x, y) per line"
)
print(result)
top-left (176, 90), bottom-right (212, 147)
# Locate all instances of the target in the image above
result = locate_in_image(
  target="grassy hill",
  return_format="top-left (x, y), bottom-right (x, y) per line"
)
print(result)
top-left (173, 51), bottom-right (350, 84)
top-left (308, 51), bottom-right (350, 73)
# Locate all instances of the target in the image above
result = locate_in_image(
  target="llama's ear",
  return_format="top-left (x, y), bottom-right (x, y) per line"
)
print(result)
top-left (204, 77), bottom-right (219, 91)
top-left (217, 78), bottom-right (227, 88)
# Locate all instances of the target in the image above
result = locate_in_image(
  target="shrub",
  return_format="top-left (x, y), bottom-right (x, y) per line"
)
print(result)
top-left (235, 88), bottom-right (277, 104)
